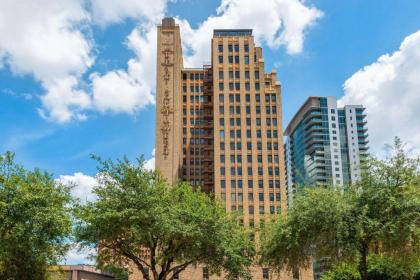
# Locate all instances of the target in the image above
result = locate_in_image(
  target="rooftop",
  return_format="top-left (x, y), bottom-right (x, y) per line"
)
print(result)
top-left (213, 29), bottom-right (253, 37)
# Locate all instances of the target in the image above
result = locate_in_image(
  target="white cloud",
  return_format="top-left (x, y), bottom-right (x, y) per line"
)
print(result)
top-left (339, 30), bottom-right (420, 154)
top-left (64, 245), bottom-right (96, 265)
top-left (90, 24), bottom-right (156, 114)
top-left (90, 0), bottom-right (168, 26)
top-left (144, 149), bottom-right (156, 171)
top-left (179, 0), bottom-right (322, 67)
top-left (58, 172), bottom-right (98, 203)
top-left (0, 0), bottom-right (322, 123)
top-left (0, 0), bottom-right (94, 123)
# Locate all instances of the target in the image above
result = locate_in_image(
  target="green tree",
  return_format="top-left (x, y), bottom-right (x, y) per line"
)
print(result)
top-left (75, 156), bottom-right (255, 280)
top-left (0, 152), bottom-right (73, 279)
top-left (261, 138), bottom-right (420, 280)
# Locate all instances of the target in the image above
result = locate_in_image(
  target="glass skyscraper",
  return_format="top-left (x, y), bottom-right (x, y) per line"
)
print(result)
top-left (284, 96), bottom-right (368, 207)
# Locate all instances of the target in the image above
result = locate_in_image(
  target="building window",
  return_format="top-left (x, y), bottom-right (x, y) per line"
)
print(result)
top-left (244, 44), bottom-right (249, 52)
top-left (219, 71), bottom-right (224, 79)
top-left (220, 142), bottom-right (225, 150)
top-left (248, 192), bottom-right (253, 200)
top-left (255, 82), bottom-right (260, 90)
top-left (218, 56), bottom-right (223, 63)
top-left (248, 167), bottom-right (253, 176)
top-left (246, 94), bottom-right (250, 102)
top-left (219, 83), bottom-right (224, 90)
top-left (259, 193), bottom-right (264, 201)
top-left (258, 167), bottom-right (263, 176)
top-left (259, 206), bottom-right (265, 214)
top-left (244, 55), bottom-right (249, 64)
top-left (203, 267), bottom-right (209, 279)
top-left (248, 180), bottom-right (253, 188)
top-left (219, 130), bottom-right (225, 140)
top-left (220, 180), bottom-right (226, 188)
top-left (219, 118), bottom-right (224, 126)
top-left (258, 180), bottom-right (263, 188)
top-left (249, 206), bottom-right (254, 214)
top-left (235, 55), bottom-right (239, 64)
top-left (238, 180), bottom-right (243, 188)
top-left (228, 55), bottom-right (233, 64)
top-left (234, 44), bottom-right (239, 52)
top-left (218, 44), bottom-right (223, 52)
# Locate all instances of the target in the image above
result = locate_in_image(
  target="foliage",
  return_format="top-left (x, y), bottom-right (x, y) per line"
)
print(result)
top-left (0, 151), bottom-right (73, 279)
top-left (321, 263), bottom-right (360, 280)
top-left (261, 137), bottom-right (420, 280)
top-left (75, 156), bottom-right (255, 280)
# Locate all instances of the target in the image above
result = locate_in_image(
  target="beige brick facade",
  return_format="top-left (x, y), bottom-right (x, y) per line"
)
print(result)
top-left (142, 17), bottom-right (313, 280)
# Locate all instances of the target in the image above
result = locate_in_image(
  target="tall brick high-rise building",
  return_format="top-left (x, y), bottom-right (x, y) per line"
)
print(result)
top-left (150, 17), bottom-right (312, 280)
top-left (156, 17), bottom-right (286, 226)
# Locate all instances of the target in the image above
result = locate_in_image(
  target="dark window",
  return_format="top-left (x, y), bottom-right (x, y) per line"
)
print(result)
top-left (258, 167), bottom-right (263, 176)
top-left (259, 193), bottom-right (264, 201)
top-left (219, 71), bottom-right (224, 79)
top-left (248, 180), bottom-right (253, 188)
top-left (248, 167), bottom-right (253, 175)
top-left (218, 44), bottom-right (223, 52)
top-left (228, 55), bottom-right (233, 63)
top-left (247, 142), bottom-right (252, 150)
top-left (234, 44), bottom-right (239, 52)
top-left (244, 55), bottom-right (249, 64)
top-left (244, 44), bottom-right (249, 52)
top-left (218, 56), bottom-right (223, 63)
top-left (203, 267), bottom-right (209, 279)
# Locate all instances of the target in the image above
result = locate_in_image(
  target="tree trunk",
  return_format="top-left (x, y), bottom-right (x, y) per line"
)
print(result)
top-left (358, 242), bottom-right (368, 280)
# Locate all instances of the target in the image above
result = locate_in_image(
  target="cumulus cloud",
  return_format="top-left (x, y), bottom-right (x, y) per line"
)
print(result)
top-left (339, 30), bottom-right (420, 154)
top-left (144, 149), bottom-right (156, 171)
top-left (179, 0), bottom-right (322, 67)
top-left (0, 0), bottom-right (93, 123)
top-left (90, 24), bottom-right (156, 114)
top-left (58, 172), bottom-right (98, 203)
top-left (64, 246), bottom-right (96, 265)
top-left (0, 0), bottom-right (322, 123)
top-left (90, 0), bottom-right (168, 26)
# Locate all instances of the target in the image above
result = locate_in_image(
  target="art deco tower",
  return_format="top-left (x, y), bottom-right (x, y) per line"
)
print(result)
top-left (156, 18), bottom-right (286, 226)
top-left (153, 17), bottom-right (312, 280)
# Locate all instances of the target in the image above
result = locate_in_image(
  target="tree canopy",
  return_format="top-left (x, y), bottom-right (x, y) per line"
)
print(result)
top-left (0, 152), bottom-right (73, 279)
top-left (261, 138), bottom-right (420, 280)
top-left (75, 156), bottom-right (255, 280)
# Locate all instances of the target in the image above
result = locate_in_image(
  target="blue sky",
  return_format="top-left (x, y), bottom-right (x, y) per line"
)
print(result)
top-left (1, 0), bottom-right (420, 264)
